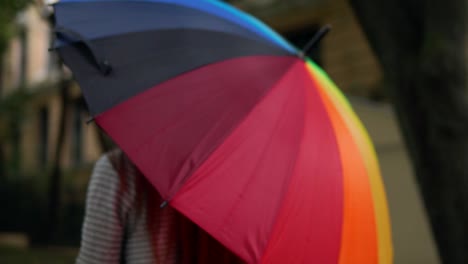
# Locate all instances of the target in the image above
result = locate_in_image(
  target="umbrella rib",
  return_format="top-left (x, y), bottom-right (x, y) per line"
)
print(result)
top-left (163, 58), bottom-right (301, 206)
top-left (54, 26), bottom-right (113, 75)
top-left (215, 62), bottom-right (305, 262)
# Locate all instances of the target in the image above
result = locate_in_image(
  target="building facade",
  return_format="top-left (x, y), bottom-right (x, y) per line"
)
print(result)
top-left (1, 4), bottom-right (102, 178)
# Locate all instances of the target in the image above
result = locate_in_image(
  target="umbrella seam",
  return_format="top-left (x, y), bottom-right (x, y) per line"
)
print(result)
top-left (165, 57), bottom-right (301, 204)
top-left (259, 62), bottom-right (309, 263)
top-left (217, 61), bottom-right (304, 261)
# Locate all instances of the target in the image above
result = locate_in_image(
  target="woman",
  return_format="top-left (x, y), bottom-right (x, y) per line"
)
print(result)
top-left (76, 149), bottom-right (244, 264)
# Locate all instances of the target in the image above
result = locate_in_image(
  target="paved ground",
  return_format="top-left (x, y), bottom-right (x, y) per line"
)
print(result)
top-left (351, 97), bottom-right (441, 264)
top-left (0, 246), bottom-right (77, 264)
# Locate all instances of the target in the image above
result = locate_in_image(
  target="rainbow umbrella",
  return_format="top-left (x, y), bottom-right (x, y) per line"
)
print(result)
top-left (52, 0), bottom-right (393, 263)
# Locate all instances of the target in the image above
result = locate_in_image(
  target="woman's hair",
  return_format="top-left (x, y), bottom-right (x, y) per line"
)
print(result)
top-left (108, 149), bottom-right (243, 264)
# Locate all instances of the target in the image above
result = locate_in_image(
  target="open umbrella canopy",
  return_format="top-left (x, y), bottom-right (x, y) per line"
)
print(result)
top-left (52, 0), bottom-right (393, 263)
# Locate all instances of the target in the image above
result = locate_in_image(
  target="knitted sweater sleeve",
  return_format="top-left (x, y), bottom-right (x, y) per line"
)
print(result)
top-left (76, 154), bottom-right (134, 264)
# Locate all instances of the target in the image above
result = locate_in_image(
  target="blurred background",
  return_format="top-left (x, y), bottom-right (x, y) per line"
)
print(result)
top-left (1, 0), bottom-right (466, 263)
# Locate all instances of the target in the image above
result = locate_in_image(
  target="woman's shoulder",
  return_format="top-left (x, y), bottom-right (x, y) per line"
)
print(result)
top-left (92, 149), bottom-right (139, 199)
top-left (90, 149), bottom-right (132, 187)
top-left (104, 148), bottom-right (136, 176)
top-left (87, 153), bottom-right (119, 193)
top-left (87, 149), bottom-right (138, 212)
top-left (94, 152), bottom-right (114, 170)
top-left (93, 149), bottom-right (130, 177)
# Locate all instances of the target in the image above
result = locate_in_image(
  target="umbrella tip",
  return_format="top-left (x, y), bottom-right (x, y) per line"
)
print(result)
top-left (160, 200), bottom-right (169, 208)
top-left (100, 60), bottom-right (113, 76)
top-left (86, 116), bottom-right (95, 124)
top-left (54, 26), bottom-right (113, 76)
top-left (299, 24), bottom-right (332, 60)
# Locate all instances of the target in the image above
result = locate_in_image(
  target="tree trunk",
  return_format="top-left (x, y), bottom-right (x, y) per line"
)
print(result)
top-left (0, 142), bottom-right (5, 178)
top-left (350, 0), bottom-right (468, 263)
top-left (47, 78), bottom-right (70, 243)
top-left (0, 55), bottom-right (3, 96)
top-left (0, 57), bottom-right (5, 178)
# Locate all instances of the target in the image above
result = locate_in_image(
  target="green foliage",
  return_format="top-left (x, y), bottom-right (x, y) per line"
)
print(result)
top-left (0, 89), bottom-right (32, 142)
top-left (0, 172), bottom-right (49, 242)
top-left (0, 170), bottom-right (86, 246)
top-left (0, 0), bottom-right (31, 54)
top-left (0, 246), bottom-right (77, 264)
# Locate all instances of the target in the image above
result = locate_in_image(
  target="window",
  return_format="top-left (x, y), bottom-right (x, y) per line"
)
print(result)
top-left (19, 27), bottom-right (28, 86)
top-left (47, 27), bottom-right (59, 77)
top-left (38, 106), bottom-right (49, 167)
top-left (71, 99), bottom-right (85, 166)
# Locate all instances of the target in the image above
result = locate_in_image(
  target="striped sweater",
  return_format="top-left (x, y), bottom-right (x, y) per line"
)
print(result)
top-left (76, 154), bottom-right (177, 264)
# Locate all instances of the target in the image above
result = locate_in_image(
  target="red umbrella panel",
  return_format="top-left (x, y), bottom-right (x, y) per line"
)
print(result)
top-left (52, 0), bottom-right (393, 263)
top-left (95, 56), bottom-right (393, 264)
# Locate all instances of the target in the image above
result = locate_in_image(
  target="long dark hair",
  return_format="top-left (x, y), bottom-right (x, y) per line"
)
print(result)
top-left (108, 149), bottom-right (244, 264)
